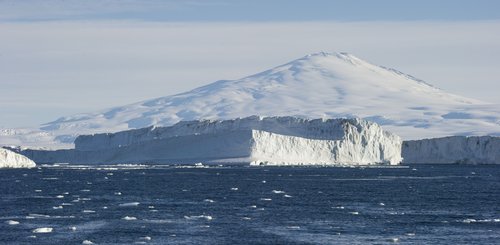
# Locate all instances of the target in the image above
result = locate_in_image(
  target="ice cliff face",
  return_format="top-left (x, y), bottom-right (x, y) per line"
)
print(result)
top-left (0, 148), bottom-right (36, 168)
top-left (22, 116), bottom-right (402, 165)
top-left (75, 116), bottom-right (347, 151)
top-left (250, 120), bottom-right (401, 165)
top-left (402, 136), bottom-right (500, 164)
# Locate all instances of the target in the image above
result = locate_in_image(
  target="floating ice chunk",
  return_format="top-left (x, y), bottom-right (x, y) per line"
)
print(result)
top-left (56, 195), bottom-right (64, 199)
top-left (405, 233), bottom-right (416, 236)
top-left (461, 218), bottom-right (500, 223)
top-left (70, 226), bottom-right (77, 231)
top-left (148, 206), bottom-right (155, 209)
top-left (184, 215), bottom-right (213, 221)
top-left (249, 205), bottom-right (257, 208)
top-left (230, 187), bottom-right (238, 191)
top-left (261, 181), bottom-right (266, 183)
top-left (119, 202), bottom-right (140, 207)
top-left (283, 194), bottom-right (292, 198)
top-left (114, 192), bottom-right (122, 195)
top-left (6, 220), bottom-right (20, 225)
top-left (53, 206), bottom-right (63, 209)
top-left (0, 148), bottom-right (36, 168)
top-left (140, 236), bottom-right (152, 241)
top-left (334, 206), bottom-right (345, 209)
top-left (242, 217), bottom-right (252, 220)
top-left (272, 190), bottom-right (285, 194)
top-left (204, 199), bottom-right (215, 203)
top-left (287, 226), bottom-right (301, 230)
top-left (33, 227), bottom-right (53, 233)
top-left (260, 198), bottom-right (272, 201)
top-left (349, 211), bottom-right (359, 215)
top-left (82, 210), bottom-right (96, 213)
top-left (35, 190), bottom-right (42, 192)
top-left (27, 214), bottom-right (51, 219)
top-left (82, 240), bottom-right (94, 244)
top-left (379, 202), bottom-right (385, 206)
top-left (122, 216), bottom-right (137, 220)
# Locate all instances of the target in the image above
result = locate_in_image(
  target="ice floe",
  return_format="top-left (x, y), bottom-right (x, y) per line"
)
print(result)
top-left (6, 220), bottom-right (20, 225)
top-left (184, 215), bottom-right (213, 221)
top-left (122, 216), bottom-right (138, 220)
top-left (32, 227), bottom-right (53, 233)
top-left (119, 202), bottom-right (140, 207)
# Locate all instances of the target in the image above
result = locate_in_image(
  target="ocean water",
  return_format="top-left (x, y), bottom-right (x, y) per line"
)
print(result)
top-left (0, 164), bottom-right (499, 244)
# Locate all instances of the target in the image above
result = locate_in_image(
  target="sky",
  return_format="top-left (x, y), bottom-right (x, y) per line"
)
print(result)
top-left (1, 0), bottom-right (499, 128)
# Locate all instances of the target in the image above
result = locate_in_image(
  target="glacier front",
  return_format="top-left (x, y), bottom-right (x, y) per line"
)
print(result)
top-left (402, 136), bottom-right (500, 164)
top-left (0, 148), bottom-right (36, 169)
top-left (20, 116), bottom-right (402, 166)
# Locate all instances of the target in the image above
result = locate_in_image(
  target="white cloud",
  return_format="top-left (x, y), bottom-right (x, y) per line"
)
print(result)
top-left (0, 20), bottom-right (499, 127)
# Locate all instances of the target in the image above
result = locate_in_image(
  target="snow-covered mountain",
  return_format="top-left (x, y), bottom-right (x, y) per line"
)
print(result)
top-left (2, 52), bottom-right (499, 148)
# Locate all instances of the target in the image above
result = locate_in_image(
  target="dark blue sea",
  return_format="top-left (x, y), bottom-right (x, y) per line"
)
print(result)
top-left (0, 164), bottom-right (499, 244)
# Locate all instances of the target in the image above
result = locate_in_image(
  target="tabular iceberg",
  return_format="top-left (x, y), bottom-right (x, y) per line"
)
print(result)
top-left (0, 148), bottom-right (36, 168)
top-left (402, 136), bottom-right (500, 164)
top-left (21, 116), bottom-right (402, 166)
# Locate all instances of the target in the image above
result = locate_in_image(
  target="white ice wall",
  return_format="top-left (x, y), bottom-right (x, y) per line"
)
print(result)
top-left (74, 116), bottom-right (347, 151)
top-left (250, 119), bottom-right (402, 165)
top-left (402, 136), bottom-right (500, 164)
top-left (0, 148), bottom-right (36, 168)
top-left (22, 117), bottom-right (402, 166)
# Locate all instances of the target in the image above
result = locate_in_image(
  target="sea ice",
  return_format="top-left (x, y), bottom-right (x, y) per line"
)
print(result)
top-left (119, 202), bottom-right (140, 207)
top-left (6, 220), bottom-right (19, 225)
top-left (32, 227), bottom-right (53, 233)
top-left (184, 215), bottom-right (213, 221)
top-left (122, 216), bottom-right (137, 220)
top-left (0, 148), bottom-right (36, 168)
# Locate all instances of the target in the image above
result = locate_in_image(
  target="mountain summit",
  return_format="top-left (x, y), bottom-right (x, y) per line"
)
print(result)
top-left (2, 52), bottom-right (500, 148)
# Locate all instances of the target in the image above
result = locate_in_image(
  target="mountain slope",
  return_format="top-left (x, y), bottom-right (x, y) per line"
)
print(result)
top-left (3, 52), bottom-right (500, 148)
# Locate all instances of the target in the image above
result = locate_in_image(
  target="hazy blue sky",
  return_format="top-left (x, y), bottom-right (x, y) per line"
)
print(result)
top-left (1, 0), bottom-right (500, 22)
top-left (1, 0), bottom-right (499, 127)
